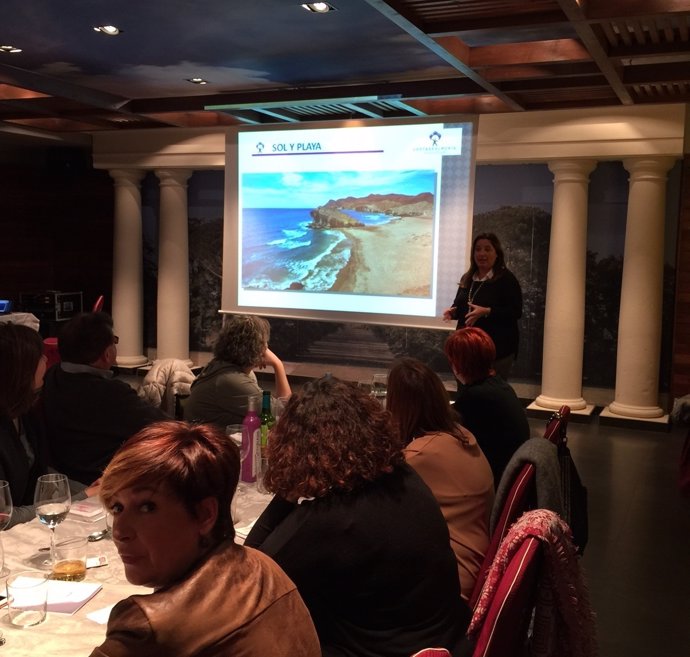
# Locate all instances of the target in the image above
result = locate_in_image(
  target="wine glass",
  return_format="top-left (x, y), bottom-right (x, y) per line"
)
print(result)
top-left (371, 373), bottom-right (388, 407)
top-left (34, 474), bottom-right (71, 567)
top-left (0, 480), bottom-right (13, 576)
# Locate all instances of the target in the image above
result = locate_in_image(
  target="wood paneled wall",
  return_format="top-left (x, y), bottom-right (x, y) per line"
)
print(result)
top-left (0, 149), bottom-right (114, 321)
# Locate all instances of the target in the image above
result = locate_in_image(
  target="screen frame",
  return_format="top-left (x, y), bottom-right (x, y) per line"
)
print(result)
top-left (221, 115), bottom-right (478, 330)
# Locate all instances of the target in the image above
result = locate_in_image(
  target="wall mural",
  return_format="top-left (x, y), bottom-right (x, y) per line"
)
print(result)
top-left (141, 162), bottom-right (678, 391)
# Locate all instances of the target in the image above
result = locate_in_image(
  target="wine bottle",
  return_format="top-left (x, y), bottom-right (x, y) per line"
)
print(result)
top-left (259, 390), bottom-right (275, 449)
top-left (241, 395), bottom-right (261, 483)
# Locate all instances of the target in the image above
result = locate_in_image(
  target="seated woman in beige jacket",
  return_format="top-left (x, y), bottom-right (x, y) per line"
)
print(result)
top-left (387, 357), bottom-right (495, 601)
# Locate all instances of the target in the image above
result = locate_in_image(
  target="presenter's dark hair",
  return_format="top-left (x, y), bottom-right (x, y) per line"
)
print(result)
top-left (460, 232), bottom-right (506, 287)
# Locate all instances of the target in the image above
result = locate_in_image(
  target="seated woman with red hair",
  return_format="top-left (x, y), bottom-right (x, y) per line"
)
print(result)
top-left (245, 375), bottom-right (469, 657)
top-left (444, 327), bottom-right (530, 487)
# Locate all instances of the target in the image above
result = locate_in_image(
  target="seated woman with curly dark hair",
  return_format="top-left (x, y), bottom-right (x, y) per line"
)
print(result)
top-left (245, 375), bottom-right (470, 657)
top-left (185, 314), bottom-right (291, 427)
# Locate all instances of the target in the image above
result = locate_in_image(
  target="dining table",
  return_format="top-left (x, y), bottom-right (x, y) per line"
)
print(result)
top-left (0, 482), bottom-right (272, 656)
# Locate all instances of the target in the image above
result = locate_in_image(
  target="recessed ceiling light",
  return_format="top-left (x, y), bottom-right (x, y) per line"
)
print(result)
top-left (93, 25), bottom-right (122, 36)
top-left (301, 2), bottom-right (337, 12)
top-left (0, 45), bottom-right (22, 53)
top-left (187, 78), bottom-right (209, 85)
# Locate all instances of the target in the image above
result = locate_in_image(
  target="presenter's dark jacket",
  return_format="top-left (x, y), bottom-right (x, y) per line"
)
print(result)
top-left (42, 363), bottom-right (168, 484)
top-left (449, 268), bottom-right (522, 359)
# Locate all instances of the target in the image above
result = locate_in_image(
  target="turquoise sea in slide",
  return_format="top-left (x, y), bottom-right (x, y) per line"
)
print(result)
top-left (241, 207), bottom-right (395, 292)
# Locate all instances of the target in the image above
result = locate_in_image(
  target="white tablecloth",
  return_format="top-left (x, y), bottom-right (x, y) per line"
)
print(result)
top-left (0, 483), bottom-right (272, 655)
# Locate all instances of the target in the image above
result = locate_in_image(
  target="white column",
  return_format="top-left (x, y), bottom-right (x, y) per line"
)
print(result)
top-left (109, 169), bottom-right (148, 367)
top-left (535, 159), bottom-right (596, 411)
top-left (155, 169), bottom-right (193, 363)
top-left (607, 157), bottom-right (675, 418)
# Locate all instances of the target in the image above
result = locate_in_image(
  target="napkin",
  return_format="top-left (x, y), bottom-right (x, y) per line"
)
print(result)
top-left (47, 579), bottom-right (102, 614)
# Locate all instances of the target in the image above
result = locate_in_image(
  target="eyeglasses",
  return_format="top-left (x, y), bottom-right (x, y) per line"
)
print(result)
top-left (112, 335), bottom-right (119, 345)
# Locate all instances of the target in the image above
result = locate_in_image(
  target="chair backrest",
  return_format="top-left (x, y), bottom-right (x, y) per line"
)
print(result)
top-left (92, 294), bottom-right (105, 312)
top-left (468, 405), bottom-right (572, 608)
top-left (543, 405), bottom-right (570, 446)
top-left (468, 462), bottom-right (536, 608)
top-left (468, 508), bottom-right (597, 657)
top-left (470, 537), bottom-right (542, 657)
top-left (43, 337), bottom-right (61, 369)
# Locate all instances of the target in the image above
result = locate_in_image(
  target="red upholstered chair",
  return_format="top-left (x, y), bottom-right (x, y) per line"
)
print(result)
top-left (43, 337), bottom-right (61, 369)
top-left (468, 406), bottom-right (571, 609)
top-left (92, 294), bottom-right (105, 312)
top-left (410, 649), bottom-right (451, 657)
top-left (467, 508), bottom-right (597, 657)
top-left (469, 537), bottom-right (541, 657)
top-left (468, 462), bottom-right (536, 608)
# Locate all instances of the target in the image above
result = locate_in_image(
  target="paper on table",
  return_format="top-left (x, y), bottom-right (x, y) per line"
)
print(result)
top-left (47, 579), bottom-right (103, 614)
top-left (70, 497), bottom-right (105, 518)
top-left (87, 603), bottom-right (116, 625)
top-left (234, 519), bottom-right (257, 540)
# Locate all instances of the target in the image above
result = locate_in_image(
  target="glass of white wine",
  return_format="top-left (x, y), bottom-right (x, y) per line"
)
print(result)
top-left (371, 373), bottom-right (388, 407)
top-left (34, 474), bottom-right (71, 567)
top-left (0, 480), bottom-right (13, 576)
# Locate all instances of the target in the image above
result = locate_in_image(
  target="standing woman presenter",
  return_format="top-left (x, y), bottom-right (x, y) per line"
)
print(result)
top-left (443, 232), bottom-right (522, 380)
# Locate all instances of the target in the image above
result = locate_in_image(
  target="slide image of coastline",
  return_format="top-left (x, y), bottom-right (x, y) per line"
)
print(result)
top-left (241, 170), bottom-right (436, 297)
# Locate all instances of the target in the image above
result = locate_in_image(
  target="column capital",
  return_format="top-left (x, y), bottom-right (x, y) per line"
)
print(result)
top-left (548, 159), bottom-right (597, 180)
top-left (154, 168), bottom-right (193, 186)
top-left (623, 156), bottom-right (676, 179)
top-left (109, 168), bottom-right (146, 185)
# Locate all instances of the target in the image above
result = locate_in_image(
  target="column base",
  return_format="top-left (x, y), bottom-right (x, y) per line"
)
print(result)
top-left (533, 394), bottom-right (587, 411)
top-left (116, 354), bottom-right (150, 367)
top-left (528, 400), bottom-right (596, 418)
top-left (607, 400), bottom-right (664, 418)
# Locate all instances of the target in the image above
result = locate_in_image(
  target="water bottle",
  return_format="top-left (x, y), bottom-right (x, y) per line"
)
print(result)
top-left (241, 395), bottom-right (261, 483)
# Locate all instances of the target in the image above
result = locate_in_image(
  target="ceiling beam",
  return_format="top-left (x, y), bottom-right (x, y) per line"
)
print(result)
top-left (554, 0), bottom-right (634, 104)
top-left (128, 78), bottom-right (485, 114)
top-left (0, 62), bottom-right (128, 111)
top-left (362, 0), bottom-right (524, 111)
top-left (584, 1), bottom-right (690, 21)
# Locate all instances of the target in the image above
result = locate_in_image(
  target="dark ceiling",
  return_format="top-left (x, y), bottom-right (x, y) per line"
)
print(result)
top-left (2, 0), bottom-right (690, 143)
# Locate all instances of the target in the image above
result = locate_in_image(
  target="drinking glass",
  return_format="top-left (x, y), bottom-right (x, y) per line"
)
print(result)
top-left (34, 474), bottom-right (71, 567)
top-left (226, 424), bottom-right (250, 464)
top-left (371, 373), bottom-right (388, 407)
top-left (0, 480), bottom-right (12, 576)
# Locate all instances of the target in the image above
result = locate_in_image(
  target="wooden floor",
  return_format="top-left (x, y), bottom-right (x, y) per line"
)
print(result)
top-left (528, 415), bottom-right (690, 657)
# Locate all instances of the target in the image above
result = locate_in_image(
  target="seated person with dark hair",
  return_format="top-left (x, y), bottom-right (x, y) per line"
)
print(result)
top-left (42, 312), bottom-right (167, 484)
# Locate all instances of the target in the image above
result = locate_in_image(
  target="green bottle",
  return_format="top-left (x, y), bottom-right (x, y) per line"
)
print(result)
top-left (260, 390), bottom-right (275, 449)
